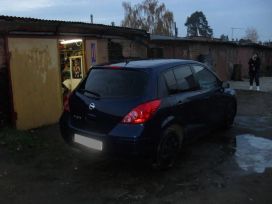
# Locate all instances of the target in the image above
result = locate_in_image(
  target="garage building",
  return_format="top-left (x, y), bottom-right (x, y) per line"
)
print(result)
top-left (0, 16), bottom-right (149, 130)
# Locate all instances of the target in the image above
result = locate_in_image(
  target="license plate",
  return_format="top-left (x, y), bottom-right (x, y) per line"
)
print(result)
top-left (74, 134), bottom-right (103, 151)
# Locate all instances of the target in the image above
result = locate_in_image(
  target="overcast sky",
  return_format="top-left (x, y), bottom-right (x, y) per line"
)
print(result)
top-left (0, 0), bottom-right (271, 41)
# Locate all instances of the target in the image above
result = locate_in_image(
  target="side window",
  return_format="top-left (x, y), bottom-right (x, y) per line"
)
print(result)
top-left (158, 75), bottom-right (168, 97)
top-left (162, 70), bottom-right (177, 95)
top-left (173, 65), bottom-right (197, 91)
top-left (192, 65), bottom-right (219, 90)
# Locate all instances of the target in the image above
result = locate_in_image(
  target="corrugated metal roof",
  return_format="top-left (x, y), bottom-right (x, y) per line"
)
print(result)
top-left (150, 35), bottom-right (185, 40)
top-left (0, 15), bottom-right (149, 37)
top-left (150, 35), bottom-right (272, 48)
top-left (151, 34), bottom-right (230, 43)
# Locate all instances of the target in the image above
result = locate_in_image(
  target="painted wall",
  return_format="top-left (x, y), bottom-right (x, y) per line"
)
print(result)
top-left (97, 39), bottom-right (109, 64)
top-left (8, 38), bottom-right (62, 130)
top-left (86, 38), bottom-right (147, 67)
top-left (151, 41), bottom-right (272, 80)
top-left (152, 42), bottom-right (235, 80)
top-left (112, 39), bottom-right (147, 59)
top-left (237, 47), bottom-right (272, 77)
top-left (85, 39), bottom-right (108, 70)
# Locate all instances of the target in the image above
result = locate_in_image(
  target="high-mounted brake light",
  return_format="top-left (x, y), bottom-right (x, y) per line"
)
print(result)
top-left (63, 93), bottom-right (71, 112)
top-left (108, 66), bottom-right (122, 69)
top-left (122, 99), bottom-right (161, 124)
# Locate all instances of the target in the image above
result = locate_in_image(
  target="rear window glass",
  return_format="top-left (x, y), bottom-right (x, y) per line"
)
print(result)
top-left (79, 68), bottom-right (148, 98)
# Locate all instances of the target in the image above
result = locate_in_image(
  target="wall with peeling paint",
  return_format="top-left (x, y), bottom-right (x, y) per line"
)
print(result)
top-left (237, 47), bottom-right (272, 77)
top-left (85, 39), bottom-right (108, 70)
top-left (150, 41), bottom-right (236, 80)
top-left (112, 39), bottom-right (147, 59)
top-left (150, 40), bottom-right (272, 80)
top-left (8, 38), bottom-right (62, 130)
top-left (97, 39), bottom-right (109, 65)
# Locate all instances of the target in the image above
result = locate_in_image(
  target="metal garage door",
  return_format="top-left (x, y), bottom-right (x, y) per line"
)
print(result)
top-left (8, 38), bottom-right (62, 130)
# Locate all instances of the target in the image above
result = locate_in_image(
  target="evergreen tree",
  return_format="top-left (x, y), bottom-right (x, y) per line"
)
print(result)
top-left (185, 11), bottom-right (213, 38)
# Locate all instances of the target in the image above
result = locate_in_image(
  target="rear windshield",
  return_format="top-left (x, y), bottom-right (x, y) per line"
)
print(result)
top-left (79, 68), bottom-right (148, 98)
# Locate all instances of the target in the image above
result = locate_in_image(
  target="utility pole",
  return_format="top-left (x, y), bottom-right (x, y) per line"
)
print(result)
top-left (90, 14), bottom-right (93, 24)
top-left (174, 22), bottom-right (178, 38)
top-left (231, 27), bottom-right (243, 41)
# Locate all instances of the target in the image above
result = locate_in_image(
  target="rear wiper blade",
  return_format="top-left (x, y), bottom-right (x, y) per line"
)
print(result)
top-left (78, 89), bottom-right (101, 98)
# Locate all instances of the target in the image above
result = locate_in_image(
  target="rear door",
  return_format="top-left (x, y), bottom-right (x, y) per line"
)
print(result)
top-left (70, 67), bottom-right (149, 134)
top-left (159, 65), bottom-right (208, 138)
top-left (191, 64), bottom-right (225, 126)
top-left (172, 65), bottom-right (209, 135)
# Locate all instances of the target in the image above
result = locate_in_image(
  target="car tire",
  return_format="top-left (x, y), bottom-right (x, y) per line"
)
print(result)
top-left (154, 124), bottom-right (183, 170)
top-left (223, 100), bottom-right (237, 129)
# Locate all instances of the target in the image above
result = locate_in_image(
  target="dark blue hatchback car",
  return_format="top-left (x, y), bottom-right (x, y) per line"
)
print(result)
top-left (59, 59), bottom-right (237, 169)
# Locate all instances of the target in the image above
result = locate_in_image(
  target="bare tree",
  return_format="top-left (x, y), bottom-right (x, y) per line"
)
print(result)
top-left (244, 27), bottom-right (259, 43)
top-left (121, 0), bottom-right (175, 36)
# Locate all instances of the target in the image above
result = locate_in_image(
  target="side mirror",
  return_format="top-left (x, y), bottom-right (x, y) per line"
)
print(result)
top-left (222, 81), bottom-right (230, 89)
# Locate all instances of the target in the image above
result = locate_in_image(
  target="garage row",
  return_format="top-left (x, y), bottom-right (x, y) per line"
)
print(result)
top-left (0, 36), bottom-right (147, 130)
top-left (1, 16), bottom-right (272, 130)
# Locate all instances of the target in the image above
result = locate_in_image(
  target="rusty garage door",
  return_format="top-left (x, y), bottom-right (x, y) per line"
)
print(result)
top-left (8, 38), bottom-right (62, 130)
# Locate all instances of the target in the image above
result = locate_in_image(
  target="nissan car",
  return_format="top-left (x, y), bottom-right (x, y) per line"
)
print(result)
top-left (59, 59), bottom-right (237, 169)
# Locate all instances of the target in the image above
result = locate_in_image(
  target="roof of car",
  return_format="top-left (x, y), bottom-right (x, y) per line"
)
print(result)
top-left (104, 59), bottom-right (199, 71)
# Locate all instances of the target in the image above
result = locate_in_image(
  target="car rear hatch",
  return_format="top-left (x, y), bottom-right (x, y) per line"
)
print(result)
top-left (69, 67), bottom-right (150, 134)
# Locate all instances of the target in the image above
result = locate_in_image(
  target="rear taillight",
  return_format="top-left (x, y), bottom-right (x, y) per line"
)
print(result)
top-left (122, 99), bottom-right (161, 124)
top-left (63, 93), bottom-right (71, 112)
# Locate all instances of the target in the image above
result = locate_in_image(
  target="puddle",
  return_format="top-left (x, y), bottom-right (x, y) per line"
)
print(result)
top-left (235, 116), bottom-right (272, 131)
top-left (235, 134), bottom-right (272, 173)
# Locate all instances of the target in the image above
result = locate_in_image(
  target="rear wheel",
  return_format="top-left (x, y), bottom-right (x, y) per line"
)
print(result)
top-left (154, 125), bottom-right (183, 170)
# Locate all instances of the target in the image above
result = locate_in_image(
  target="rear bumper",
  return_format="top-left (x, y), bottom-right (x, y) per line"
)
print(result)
top-left (59, 112), bottom-right (155, 156)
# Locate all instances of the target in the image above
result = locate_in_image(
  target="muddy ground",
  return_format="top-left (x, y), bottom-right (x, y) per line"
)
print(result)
top-left (0, 90), bottom-right (272, 204)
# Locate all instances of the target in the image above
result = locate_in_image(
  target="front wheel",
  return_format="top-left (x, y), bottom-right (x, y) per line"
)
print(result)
top-left (154, 125), bottom-right (183, 170)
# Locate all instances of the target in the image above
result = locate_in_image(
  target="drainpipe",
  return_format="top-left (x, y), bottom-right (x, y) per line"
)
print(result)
top-left (4, 35), bottom-right (16, 127)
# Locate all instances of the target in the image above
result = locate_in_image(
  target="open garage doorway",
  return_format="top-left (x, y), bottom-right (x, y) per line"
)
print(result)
top-left (0, 38), bottom-right (11, 127)
top-left (59, 38), bottom-right (85, 101)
